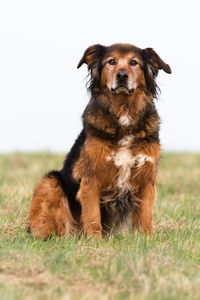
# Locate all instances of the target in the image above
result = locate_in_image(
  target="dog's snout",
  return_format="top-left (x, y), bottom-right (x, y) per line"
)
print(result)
top-left (117, 70), bottom-right (128, 80)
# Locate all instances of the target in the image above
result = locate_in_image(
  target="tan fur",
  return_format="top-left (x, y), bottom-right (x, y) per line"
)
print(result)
top-left (29, 175), bottom-right (76, 239)
top-left (72, 135), bottom-right (160, 237)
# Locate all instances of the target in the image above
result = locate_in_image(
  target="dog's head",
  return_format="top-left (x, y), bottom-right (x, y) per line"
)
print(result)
top-left (77, 43), bottom-right (171, 98)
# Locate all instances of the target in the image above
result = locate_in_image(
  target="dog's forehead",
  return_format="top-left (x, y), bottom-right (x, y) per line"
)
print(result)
top-left (104, 43), bottom-right (142, 59)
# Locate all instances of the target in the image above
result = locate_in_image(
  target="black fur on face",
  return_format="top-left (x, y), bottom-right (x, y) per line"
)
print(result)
top-left (141, 48), bottom-right (172, 99)
top-left (87, 59), bottom-right (104, 94)
top-left (141, 54), bottom-right (160, 99)
top-left (77, 44), bottom-right (106, 94)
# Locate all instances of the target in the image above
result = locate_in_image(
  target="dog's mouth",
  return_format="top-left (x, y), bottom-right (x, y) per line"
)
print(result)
top-left (111, 85), bottom-right (134, 95)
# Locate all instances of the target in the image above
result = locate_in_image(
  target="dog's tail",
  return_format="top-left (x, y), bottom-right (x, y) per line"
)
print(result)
top-left (29, 172), bottom-right (77, 240)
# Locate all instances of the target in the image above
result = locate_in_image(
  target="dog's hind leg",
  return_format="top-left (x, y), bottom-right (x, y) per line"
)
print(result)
top-left (29, 174), bottom-right (76, 239)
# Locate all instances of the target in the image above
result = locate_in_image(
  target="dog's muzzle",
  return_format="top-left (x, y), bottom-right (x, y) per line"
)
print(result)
top-left (111, 86), bottom-right (134, 95)
top-left (111, 70), bottom-right (134, 95)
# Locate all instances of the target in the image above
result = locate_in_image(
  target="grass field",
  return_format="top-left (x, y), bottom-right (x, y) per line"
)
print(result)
top-left (0, 153), bottom-right (200, 300)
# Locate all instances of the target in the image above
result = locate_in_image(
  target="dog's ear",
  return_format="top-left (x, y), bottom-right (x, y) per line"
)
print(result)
top-left (142, 48), bottom-right (172, 76)
top-left (77, 44), bottom-right (105, 69)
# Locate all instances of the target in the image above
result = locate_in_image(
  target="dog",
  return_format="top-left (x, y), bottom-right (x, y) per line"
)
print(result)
top-left (29, 43), bottom-right (171, 239)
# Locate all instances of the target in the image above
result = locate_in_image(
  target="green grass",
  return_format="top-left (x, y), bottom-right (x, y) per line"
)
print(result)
top-left (0, 153), bottom-right (200, 300)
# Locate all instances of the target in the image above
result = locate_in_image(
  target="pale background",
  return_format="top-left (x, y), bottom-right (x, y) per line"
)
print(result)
top-left (0, 0), bottom-right (199, 153)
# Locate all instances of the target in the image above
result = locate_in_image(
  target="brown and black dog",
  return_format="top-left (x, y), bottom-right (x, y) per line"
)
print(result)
top-left (29, 43), bottom-right (171, 239)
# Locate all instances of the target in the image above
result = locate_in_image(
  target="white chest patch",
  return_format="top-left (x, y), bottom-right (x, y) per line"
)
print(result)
top-left (114, 148), bottom-right (133, 191)
top-left (106, 139), bottom-right (154, 192)
top-left (115, 151), bottom-right (154, 192)
top-left (119, 114), bottom-right (132, 126)
top-left (118, 134), bottom-right (134, 146)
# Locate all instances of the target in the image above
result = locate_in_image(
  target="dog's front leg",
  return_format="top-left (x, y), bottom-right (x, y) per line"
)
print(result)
top-left (131, 163), bottom-right (157, 235)
top-left (132, 182), bottom-right (156, 235)
top-left (77, 177), bottom-right (102, 239)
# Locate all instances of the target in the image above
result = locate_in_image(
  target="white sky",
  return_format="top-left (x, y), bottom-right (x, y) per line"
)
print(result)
top-left (0, 0), bottom-right (199, 152)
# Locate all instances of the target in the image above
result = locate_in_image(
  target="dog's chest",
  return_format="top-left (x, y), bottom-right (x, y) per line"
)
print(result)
top-left (105, 135), bottom-right (154, 193)
top-left (100, 134), bottom-right (154, 227)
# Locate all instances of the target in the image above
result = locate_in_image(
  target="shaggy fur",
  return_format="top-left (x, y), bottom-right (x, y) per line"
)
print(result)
top-left (29, 43), bottom-right (171, 239)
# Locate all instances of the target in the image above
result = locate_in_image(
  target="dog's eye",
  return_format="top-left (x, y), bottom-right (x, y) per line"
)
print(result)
top-left (108, 59), bottom-right (116, 65)
top-left (129, 60), bottom-right (138, 66)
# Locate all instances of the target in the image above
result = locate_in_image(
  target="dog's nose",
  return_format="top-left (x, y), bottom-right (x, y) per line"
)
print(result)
top-left (117, 70), bottom-right (128, 80)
